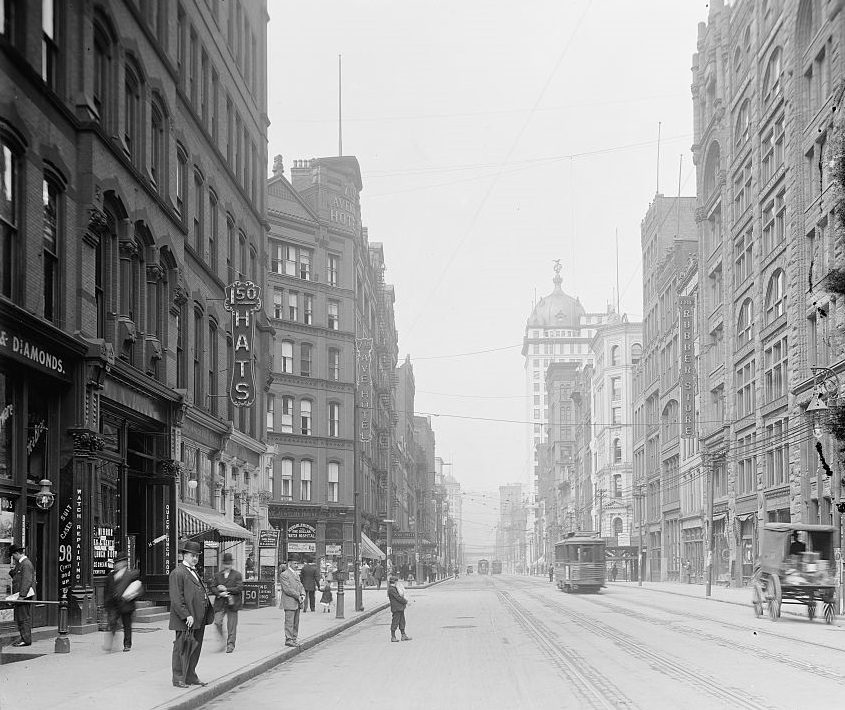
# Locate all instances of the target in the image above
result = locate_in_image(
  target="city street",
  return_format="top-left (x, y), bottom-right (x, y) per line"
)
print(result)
top-left (206, 575), bottom-right (845, 710)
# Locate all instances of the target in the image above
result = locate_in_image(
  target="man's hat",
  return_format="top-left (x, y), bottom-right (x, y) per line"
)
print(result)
top-left (114, 553), bottom-right (129, 563)
top-left (222, 552), bottom-right (234, 563)
top-left (9, 543), bottom-right (24, 555)
top-left (388, 574), bottom-right (399, 582)
top-left (179, 540), bottom-right (202, 554)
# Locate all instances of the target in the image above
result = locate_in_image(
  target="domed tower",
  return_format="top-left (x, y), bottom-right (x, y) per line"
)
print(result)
top-left (522, 262), bottom-right (603, 506)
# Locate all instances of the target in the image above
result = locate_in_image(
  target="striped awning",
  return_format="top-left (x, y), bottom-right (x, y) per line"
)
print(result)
top-left (360, 532), bottom-right (386, 560)
top-left (179, 504), bottom-right (254, 541)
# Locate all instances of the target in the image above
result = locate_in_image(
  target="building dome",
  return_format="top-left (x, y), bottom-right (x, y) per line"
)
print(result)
top-left (527, 264), bottom-right (585, 328)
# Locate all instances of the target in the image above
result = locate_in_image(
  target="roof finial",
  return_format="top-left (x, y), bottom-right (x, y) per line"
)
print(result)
top-left (553, 259), bottom-right (562, 290)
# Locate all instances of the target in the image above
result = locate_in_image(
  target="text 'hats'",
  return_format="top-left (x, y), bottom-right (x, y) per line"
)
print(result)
top-left (179, 540), bottom-right (202, 555)
top-left (222, 552), bottom-right (234, 563)
top-left (9, 543), bottom-right (24, 555)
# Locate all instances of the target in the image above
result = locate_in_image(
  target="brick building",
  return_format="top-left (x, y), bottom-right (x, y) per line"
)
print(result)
top-left (692, 0), bottom-right (845, 586)
top-left (0, 0), bottom-right (268, 635)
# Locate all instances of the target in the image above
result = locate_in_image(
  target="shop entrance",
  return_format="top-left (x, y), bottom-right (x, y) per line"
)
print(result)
top-left (24, 508), bottom-right (50, 627)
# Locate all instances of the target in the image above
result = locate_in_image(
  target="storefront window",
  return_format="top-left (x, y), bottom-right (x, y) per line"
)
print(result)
top-left (0, 372), bottom-right (12, 480)
top-left (0, 496), bottom-right (14, 603)
top-left (26, 387), bottom-right (49, 483)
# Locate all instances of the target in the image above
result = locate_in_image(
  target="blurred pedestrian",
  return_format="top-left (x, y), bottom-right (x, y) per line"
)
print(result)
top-left (212, 552), bottom-right (243, 653)
top-left (611, 562), bottom-right (618, 582)
top-left (103, 553), bottom-right (142, 652)
top-left (245, 553), bottom-right (255, 580)
top-left (387, 575), bottom-right (411, 642)
top-left (373, 562), bottom-right (385, 590)
top-left (360, 560), bottom-right (371, 588)
top-left (279, 559), bottom-right (305, 647)
top-left (169, 540), bottom-right (213, 688)
top-left (8, 543), bottom-right (36, 647)
top-left (299, 557), bottom-right (319, 612)
top-left (319, 578), bottom-right (333, 612)
top-left (548, 564), bottom-right (554, 582)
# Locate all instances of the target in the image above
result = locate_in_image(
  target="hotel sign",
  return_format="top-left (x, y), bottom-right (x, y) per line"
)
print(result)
top-left (678, 295), bottom-right (696, 438)
top-left (225, 281), bottom-right (263, 407)
top-left (356, 338), bottom-right (372, 442)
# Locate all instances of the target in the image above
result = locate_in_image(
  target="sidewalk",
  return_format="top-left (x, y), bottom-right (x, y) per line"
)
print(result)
top-left (0, 584), bottom-right (405, 710)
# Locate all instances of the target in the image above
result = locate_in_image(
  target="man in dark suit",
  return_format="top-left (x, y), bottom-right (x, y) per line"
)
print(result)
top-left (169, 540), bottom-right (211, 688)
top-left (103, 553), bottom-right (142, 652)
top-left (9, 543), bottom-right (36, 647)
top-left (212, 552), bottom-right (243, 653)
top-left (299, 558), bottom-right (319, 613)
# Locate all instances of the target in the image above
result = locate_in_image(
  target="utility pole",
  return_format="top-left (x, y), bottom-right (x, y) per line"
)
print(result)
top-left (706, 453), bottom-right (716, 598)
top-left (633, 484), bottom-right (645, 586)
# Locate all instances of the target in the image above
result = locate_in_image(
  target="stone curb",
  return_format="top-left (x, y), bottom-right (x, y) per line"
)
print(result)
top-left (149, 601), bottom-right (391, 710)
top-left (614, 582), bottom-right (806, 618)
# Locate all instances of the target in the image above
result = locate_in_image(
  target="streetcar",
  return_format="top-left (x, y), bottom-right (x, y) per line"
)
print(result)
top-left (554, 531), bottom-right (606, 593)
top-left (491, 560), bottom-right (503, 574)
top-left (477, 559), bottom-right (490, 575)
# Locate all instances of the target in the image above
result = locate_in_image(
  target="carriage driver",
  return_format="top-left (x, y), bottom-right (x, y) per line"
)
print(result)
top-left (789, 532), bottom-right (806, 557)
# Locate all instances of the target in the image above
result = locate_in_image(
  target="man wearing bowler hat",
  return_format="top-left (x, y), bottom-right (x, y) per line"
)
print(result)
top-left (103, 552), bottom-right (142, 652)
top-left (212, 551), bottom-right (243, 653)
top-left (169, 540), bottom-right (211, 688)
top-left (8, 543), bottom-right (36, 647)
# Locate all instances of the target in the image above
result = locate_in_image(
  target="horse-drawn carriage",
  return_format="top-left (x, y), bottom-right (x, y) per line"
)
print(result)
top-left (751, 523), bottom-right (837, 624)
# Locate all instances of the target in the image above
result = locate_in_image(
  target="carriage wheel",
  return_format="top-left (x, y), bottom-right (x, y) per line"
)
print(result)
top-left (824, 601), bottom-right (836, 624)
top-left (752, 582), bottom-right (764, 618)
top-left (767, 575), bottom-right (781, 621)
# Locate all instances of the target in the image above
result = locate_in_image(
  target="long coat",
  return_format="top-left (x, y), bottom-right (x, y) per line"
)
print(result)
top-left (104, 567), bottom-right (141, 615)
top-left (169, 564), bottom-right (210, 631)
top-left (299, 562), bottom-right (319, 592)
top-left (10, 556), bottom-right (36, 598)
top-left (387, 584), bottom-right (408, 613)
top-left (211, 568), bottom-right (244, 612)
top-left (279, 567), bottom-right (305, 610)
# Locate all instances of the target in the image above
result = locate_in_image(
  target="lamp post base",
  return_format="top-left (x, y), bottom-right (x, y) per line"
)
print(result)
top-left (55, 600), bottom-right (71, 653)
top-left (335, 582), bottom-right (345, 619)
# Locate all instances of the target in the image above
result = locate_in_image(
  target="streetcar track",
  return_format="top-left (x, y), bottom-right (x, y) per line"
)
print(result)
top-left (498, 590), bottom-right (638, 710)
top-left (503, 583), bottom-right (779, 710)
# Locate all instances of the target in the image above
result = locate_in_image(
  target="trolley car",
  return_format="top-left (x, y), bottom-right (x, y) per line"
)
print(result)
top-left (477, 559), bottom-right (490, 575)
top-left (554, 531), bottom-right (606, 593)
top-left (491, 560), bottom-right (503, 574)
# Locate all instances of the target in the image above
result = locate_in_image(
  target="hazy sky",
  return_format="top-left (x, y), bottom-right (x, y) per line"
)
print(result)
top-left (267, 1), bottom-right (710, 549)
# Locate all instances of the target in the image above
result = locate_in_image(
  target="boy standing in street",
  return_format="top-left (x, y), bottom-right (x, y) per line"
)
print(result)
top-left (387, 575), bottom-right (411, 643)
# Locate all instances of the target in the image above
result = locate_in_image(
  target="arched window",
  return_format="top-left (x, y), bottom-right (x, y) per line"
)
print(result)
top-left (280, 457), bottom-right (293, 499)
top-left (765, 269), bottom-right (786, 323)
top-left (280, 395), bottom-right (293, 433)
top-left (150, 95), bottom-right (166, 191)
top-left (734, 100), bottom-right (750, 148)
top-left (300, 400), bottom-right (312, 435)
top-left (613, 517), bottom-right (623, 536)
top-left (280, 340), bottom-right (293, 373)
top-left (124, 59), bottom-right (143, 165)
top-left (762, 47), bottom-right (783, 104)
top-left (611, 345), bottom-right (620, 366)
top-left (176, 144), bottom-right (188, 216)
top-left (737, 298), bottom-right (754, 347)
top-left (42, 174), bottom-right (62, 323)
top-left (631, 343), bottom-right (642, 364)
top-left (613, 438), bottom-right (622, 464)
top-left (93, 14), bottom-right (115, 128)
top-left (662, 400), bottom-right (679, 441)
top-left (328, 462), bottom-right (339, 502)
top-left (300, 342), bottom-right (312, 377)
top-left (797, 0), bottom-right (820, 50)
top-left (328, 402), bottom-right (340, 437)
top-left (702, 142), bottom-right (720, 197)
top-left (300, 459), bottom-right (312, 501)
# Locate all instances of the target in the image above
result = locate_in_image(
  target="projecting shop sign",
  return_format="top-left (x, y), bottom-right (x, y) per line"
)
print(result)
top-left (678, 295), bottom-right (696, 438)
top-left (356, 338), bottom-right (372, 442)
top-left (224, 281), bottom-right (263, 407)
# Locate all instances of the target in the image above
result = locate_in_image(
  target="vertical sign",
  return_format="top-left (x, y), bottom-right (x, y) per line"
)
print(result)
top-left (678, 294), bottom-right (696, 438)
top-left (92, 526), bottom-right (115, 577)
top-left (224, 280), bottom-right (263, 407)
top-left (356, 338), bottom-right (372, 442)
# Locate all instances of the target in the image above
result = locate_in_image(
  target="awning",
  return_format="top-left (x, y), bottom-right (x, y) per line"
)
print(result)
top-left (179, 504), bottom-right (254, 541)
top-left (360, 532), bottom-right (386, 560)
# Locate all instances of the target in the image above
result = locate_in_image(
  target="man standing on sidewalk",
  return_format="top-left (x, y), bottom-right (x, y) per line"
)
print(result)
top-left (279, 559), bottom-right (305, 647)
top-left (212, 552), bottom-right (243, 653)
top-left (8, 544), bottom-right (36, 647)
top-left (299, 558), bottom-right (319, 613)
top-left (387, 575), bottom-right (411, 643)
top-left (169, 540), bottom-right (211, 688)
